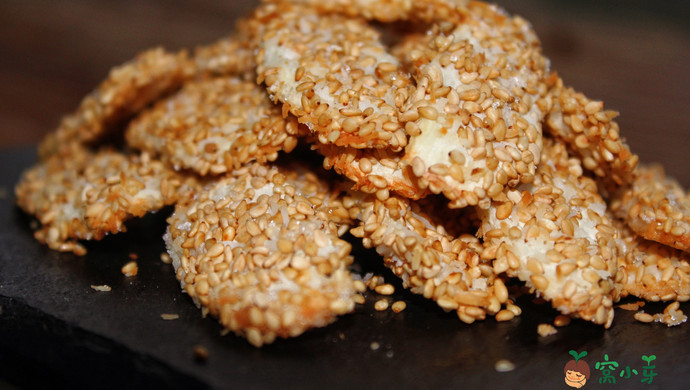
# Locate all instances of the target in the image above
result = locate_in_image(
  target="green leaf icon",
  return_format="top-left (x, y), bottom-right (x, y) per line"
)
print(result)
top-left (642, 355), bottom-right (657, 364)
top-left (569, 350), bottom-right (588, 362)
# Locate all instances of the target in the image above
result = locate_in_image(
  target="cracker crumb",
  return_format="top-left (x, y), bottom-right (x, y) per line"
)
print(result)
top-left (128, 252), bottom-right (139, 260)
top-left (192, 345), bottom-right (209, 362)
top-left (160, 252), bottom-right (172, 264)
top-left (554, 315), bottom-right (571, 327)
top-left (121, 261), bottom-right (138, 277)
top-left (161, 313), bottom-right (180, 320)
top-left (618, 301), bottom-right (645, 311)
top-left (91, 285), bottom-right (111, 292)
top-left (537, 323), bottom-right (558, 337)
top-left (657, 302), bottom-right (687, 327)
top-left (634, 302), bottom-right (687, 327)
top-left (495, 359), bottom-right (516, 372)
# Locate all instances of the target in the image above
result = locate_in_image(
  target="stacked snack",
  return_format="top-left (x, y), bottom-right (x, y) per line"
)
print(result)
top-left (14, 0), bottom-right (688, 346)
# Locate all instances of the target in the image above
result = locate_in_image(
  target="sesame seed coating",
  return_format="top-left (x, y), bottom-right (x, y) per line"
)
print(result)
top-left (614, 218), bottom-right (690, 302)
top-left (191, 30), bottom-right (255, 80)
top-left (281, 0), bottom-right (469, 24)
top-left (38, 48), bottom-right (193, 159)
top-left (544, 75), bottom-right (638, 188)
top-left (253, 2), bottom-right (413, 150)
top-left (399, 2), bottom-right (549, 209)
top-left (126, 77), bottom-right (302, 175)
top-left (164, 163), bottom-right (356, 346)
top-left (317, 144), bottom-right (427, 200)
top-left (479, 138), bottom-right (619, 327)
top-left (15, 146), bottom-right (196, 255)
top-left (610, 164), bottom-right (690, 253)
top-left (347, 191), bottom-right (508, 323)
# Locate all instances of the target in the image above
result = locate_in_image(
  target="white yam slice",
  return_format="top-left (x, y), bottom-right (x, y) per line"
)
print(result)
top-left (253, 2), bottom-right (412, 150)
top-left (614, 219), bottom-right (690, 302)
top-left (545, 75), bottom-right (638, 188)
top-left (15, 146), bottom-right (195, 255)
top-left (479, 139), bottom-right (619, 327)
top-left (126, 77), bottom-right (301, 175)
top-left (401, 2), bottom-right (548, 209)
top-left (164, 163), bottom-right (356, 347)
top-left (610, 164), bottom-right (690, 253)
top-left (38, 48), bottom-right (192, 159)
top-left (347, 192), bottom-right (513, 324)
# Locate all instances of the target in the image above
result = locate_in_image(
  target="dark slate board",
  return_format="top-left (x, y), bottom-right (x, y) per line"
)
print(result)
top-left (1, 147), bottom-right (689, 390)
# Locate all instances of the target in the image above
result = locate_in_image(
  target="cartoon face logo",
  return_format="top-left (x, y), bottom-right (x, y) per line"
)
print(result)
top-left (564, 351), bottom-right (590, 388)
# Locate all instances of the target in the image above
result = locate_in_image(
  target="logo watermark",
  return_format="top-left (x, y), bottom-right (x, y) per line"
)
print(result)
top-left (564, 350), bottom-right (658, 388)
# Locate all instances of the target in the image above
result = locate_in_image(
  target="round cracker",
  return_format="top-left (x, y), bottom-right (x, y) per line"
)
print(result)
top-left (253, 2), bottom-right (412, 150)
top-left (401, 2), bottom-right (548, 209)
top-left (15, 146), bottom-right (195, 254)
top-left (282, 0), bottom-right (468, 23)
top-left (479, 139), bottom-right (619, 327)
top-left (164, 163), bottom-right (356, 347)
top-left (545, 75), bottom-right (638, 188)
top-left (126, 77), bottom-right (301, 175)
top-left (614, 219), bottom-right (690, 302)
top-left (347, 192), bottom-right (508, 323)
top-left (610, 164), bottom-right (690, 253)
top-left (38, 48), bottom-right (192, 159)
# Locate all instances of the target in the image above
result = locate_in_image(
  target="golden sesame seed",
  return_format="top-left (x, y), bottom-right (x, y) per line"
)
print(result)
top-left (391, 301), bottom-right (407, 313)
top-left (634, 312), bottom-right (654, 323)
top-left (554, 315), bottom-right (571, 327)
top-left (374, 299), bottom-right (389, 311)
top-left (418, 106), bottom-right (439, 120)
top-left (495, 309), bottom-right (515, 322)
top-left (537, 323), bottom-right (557, 337)
top-left (375, 283), bottom-right (395, 295)
top-left (121, 261), bottom-right (138, 277)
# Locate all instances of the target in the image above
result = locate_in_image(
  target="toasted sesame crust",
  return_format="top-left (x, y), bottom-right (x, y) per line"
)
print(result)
top-left (38, 48), bottom-right (193, 159)
top-left (614, 219), bottom-right (690, 302)
top-left (400, 2), bottom-right (549, 209)
top-left (544, 75), bottom-right (638, 188)
top-left (126, 77), bottom-right (301, 175)
top-left (347, 192), bottom-right (511, 323)
top-left (190, 30), bottom-right (255, 80)
top-left (317, 144), bottom-right (427, 200)
top-left (280, 0), bottom-right (468, 24)
top-left (479, 139), bottom-right (619, 327)
top-left (15, 146), bottom-right (196, 255)
top-left (253, 2), bottom-right (413, 150)
top-left (164, 163), bottom-right (356, 346)
top-left (610, 164), bottom-right (690, 253)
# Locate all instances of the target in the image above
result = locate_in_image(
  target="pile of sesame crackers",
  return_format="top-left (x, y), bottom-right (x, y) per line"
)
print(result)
top-left (15, 0), bottom-right (689, 346)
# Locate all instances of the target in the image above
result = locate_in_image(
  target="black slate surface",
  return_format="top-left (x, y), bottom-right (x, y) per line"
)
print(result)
top-left (1, 147), bottom-right (689, 390)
